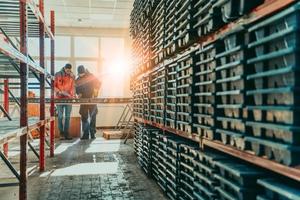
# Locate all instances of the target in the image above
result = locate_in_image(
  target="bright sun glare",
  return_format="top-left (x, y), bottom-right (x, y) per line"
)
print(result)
top-left (100, 57), bottom-right (130, 77)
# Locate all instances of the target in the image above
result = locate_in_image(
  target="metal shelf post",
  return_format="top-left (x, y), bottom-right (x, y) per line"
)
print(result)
top-left (19, 0), bottom-right (28, 199)
top-left (3, 79), bottom-right (9, 157)
top-left (39, 0), bottom-right (45, 172)
top-left (50, 10), bottom-right (55, 158)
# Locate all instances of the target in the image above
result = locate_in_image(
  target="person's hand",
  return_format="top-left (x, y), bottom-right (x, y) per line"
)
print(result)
top-left (56, 91), bottom-right (62, 96)
top-left (60, 91), bottom-right (72, 97)
top-left (93, 89), bottom-right (99, 98)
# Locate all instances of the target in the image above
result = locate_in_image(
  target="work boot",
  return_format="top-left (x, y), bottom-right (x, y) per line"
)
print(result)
top-left (64, 132), bottom-right (72, 140)
top-left (81, 132), bottom-right (89, 140)
top-left (60, 132), bottom-right (65, 140)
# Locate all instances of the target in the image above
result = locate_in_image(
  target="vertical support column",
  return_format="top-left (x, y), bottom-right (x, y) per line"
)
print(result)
top-left (39, 0), bottom-right (45, 171)
top-left (50, 11), bottom-right (55, 157)
top-left (19, 0), bottom-right (28, 199)
top-left (3, 79), bottom-right (9, 157)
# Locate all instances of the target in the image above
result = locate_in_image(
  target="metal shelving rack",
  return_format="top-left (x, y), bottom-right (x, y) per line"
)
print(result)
top-left (0, 0), bottom-right (55, 199)
top-left (132, 0), bottom-right (300, 183)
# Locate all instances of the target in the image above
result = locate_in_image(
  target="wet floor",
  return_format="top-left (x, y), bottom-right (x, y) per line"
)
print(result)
top-left (0, 131), bottom-right (168, 200)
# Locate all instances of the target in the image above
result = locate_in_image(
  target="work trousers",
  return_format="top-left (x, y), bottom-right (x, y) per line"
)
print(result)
top-left (80, 105), bottom-right (97, 139)
top-left (57, 104), bottom-right (72, 137)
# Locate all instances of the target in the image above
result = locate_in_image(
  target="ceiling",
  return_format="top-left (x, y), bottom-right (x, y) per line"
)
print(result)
top-left (44, 0), bottom-right (134, 28)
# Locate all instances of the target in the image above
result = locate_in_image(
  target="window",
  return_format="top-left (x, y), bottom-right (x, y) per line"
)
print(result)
top-left (55, 36), bottom-right (71, 57)
top-left (100, 37), bottom-right (127, 97)
top-left (28, 38), bottom-right (50, 57)
top-left (74, 37), bottom-right (99, 58)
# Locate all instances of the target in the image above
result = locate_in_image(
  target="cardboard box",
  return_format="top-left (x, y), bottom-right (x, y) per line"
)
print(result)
top-left (55, 117), bottom-right (81, 138)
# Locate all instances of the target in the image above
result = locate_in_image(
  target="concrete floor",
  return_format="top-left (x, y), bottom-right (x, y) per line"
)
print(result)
top-left (0, 131), bottom-right (168, 200)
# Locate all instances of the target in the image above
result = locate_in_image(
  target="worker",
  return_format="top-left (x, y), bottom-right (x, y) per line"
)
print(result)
top-left (54, 63), bottom-right (75, 140)
top-left (76, 65), bottom-right (101, 140)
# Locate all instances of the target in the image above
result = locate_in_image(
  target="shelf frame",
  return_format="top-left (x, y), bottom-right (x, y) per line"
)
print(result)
top-left (0, 0), bottom-right (56, 199)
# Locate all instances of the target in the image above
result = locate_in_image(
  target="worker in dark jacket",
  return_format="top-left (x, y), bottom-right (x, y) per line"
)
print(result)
top-left (76, 65), bottom-right (101, 140)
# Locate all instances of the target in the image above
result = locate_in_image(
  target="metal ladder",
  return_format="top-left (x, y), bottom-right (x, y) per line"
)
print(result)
top-left (114, 103), bottom-right (134, 144)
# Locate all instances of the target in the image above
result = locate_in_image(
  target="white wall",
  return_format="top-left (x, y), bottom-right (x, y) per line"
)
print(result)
top-left (71, 104), bottom-right (130, 127)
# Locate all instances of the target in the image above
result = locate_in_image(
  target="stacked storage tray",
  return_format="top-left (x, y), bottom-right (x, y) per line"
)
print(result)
top-left (151, 0), bottom-right (166, 65)
top-left (134, 122), bottom-right (143, 154)
top-left (151, 129), bottom-right (161, 182)
top-left (140, 127), bottom-right (152, 175)
top-left (142, 74), bottom-right (151, 120)
top-left (245, 2), bottom-right (300, 166)
top-left (214, 160), bottom-right (264, 200)
top-left (174, 0), bottom-right (197, 51)
top-left (150, 69), bottom-right (157, 121)
top-left (192, 151), bottom-right (229, 200)
top-left (176, 49), bottom-right (198, 134)
top-left (165, 138), bottom-right (183, 200)
top-left (193, 42), bottom-right (218, 140)
top-left (165, 60), bottom-right (178, 129)
top-left (135, 124), bottom-right (144, 168)
top-left (157, 133), bottom-right (168, 192)
top-left (164, 0), bottom-right (176, 58)
top-left (133, 77), bottom-right (143, 119)
top-left (193, 0), bottom-right (223, 37)
top-left (154, 65), bottom-right (166, 125)
top-left (257, 178), bottom-right (300, 200)
top-left (130, 0), bottom-right (156, 74)
top-left (142, 13), bottom-right (153, 71)
top-left (215, 27), bottom-right (247, 150)
top-left (130, 0), bottom-right (144, 75)
top-left (178, 144), bottom-right (199, 200)
top-left (212, 0), bottom-right (263, 24)
top-left (136, 125), bottom-right (162, 176)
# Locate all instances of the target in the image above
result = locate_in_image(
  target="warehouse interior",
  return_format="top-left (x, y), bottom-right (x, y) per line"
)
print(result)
top-left (0, 0), bottom-right (300, 200)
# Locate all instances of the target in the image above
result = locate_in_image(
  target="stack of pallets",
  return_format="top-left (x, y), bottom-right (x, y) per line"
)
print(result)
top-left (193, 151), bottom-right (228, 200)
top-left (151, 129), bottom-right (161, 182)
top-left (132, 78), bottom-right (143, 119)
top-left (164, 0), bottom-right (176, 58)
top-left (193, 42), bottom-right (218, 140)
top-left (157, 133), bottom-right (168, 192)
top-left (245, 3), bottom-right (300, 166)
top-left (176, 49), bottom-right (198, 134)
top-left (154, 65), bottom-right (166, 125)
top-left (165, 60), bottom-right (178, 129)
top-left (174, 0), bottom-right (197, 51)
top-left (215, 27), bottom-right (247, 150)
top-left (214, 160), bottom-right (264, 200)
top-left (257, 178), bottom-right (300, 200)
top-left (142, 74), bottom-right (151, 120)
top-left (141, 0), bottom-right (153, 72)
top-left (178, 144), bottom-right (199, 200)
top-left (133, 122), bottom-right (142, 154)
top-left (165, 138), bottom-right (183, 200)
top-left (212, 0), bottom-right (263, 24)
top-left (193, 0), bottom-right (223, 38)
top-left (151, 0), bottom-right (166, 65)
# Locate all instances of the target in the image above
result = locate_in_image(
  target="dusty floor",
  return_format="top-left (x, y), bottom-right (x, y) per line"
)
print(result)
top-left (0, 131), bottom-right (167, 200)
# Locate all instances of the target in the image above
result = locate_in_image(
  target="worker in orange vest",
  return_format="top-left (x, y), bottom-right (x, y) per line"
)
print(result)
top-left (54, 63), bottom-right (75, 140)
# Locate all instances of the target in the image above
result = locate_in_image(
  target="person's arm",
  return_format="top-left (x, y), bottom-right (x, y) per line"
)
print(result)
top-left (69, 76), bottom-right (76, 98)
top-left (54, 73), bottom-right (62, 96)
top-left (75, 79), bottom-right (82, 98)
top-left (93, 76), bottom-right (101, 98)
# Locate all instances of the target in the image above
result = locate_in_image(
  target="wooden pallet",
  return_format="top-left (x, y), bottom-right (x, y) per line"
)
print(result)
top-left (103, 130), bottom-right (132, 140)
